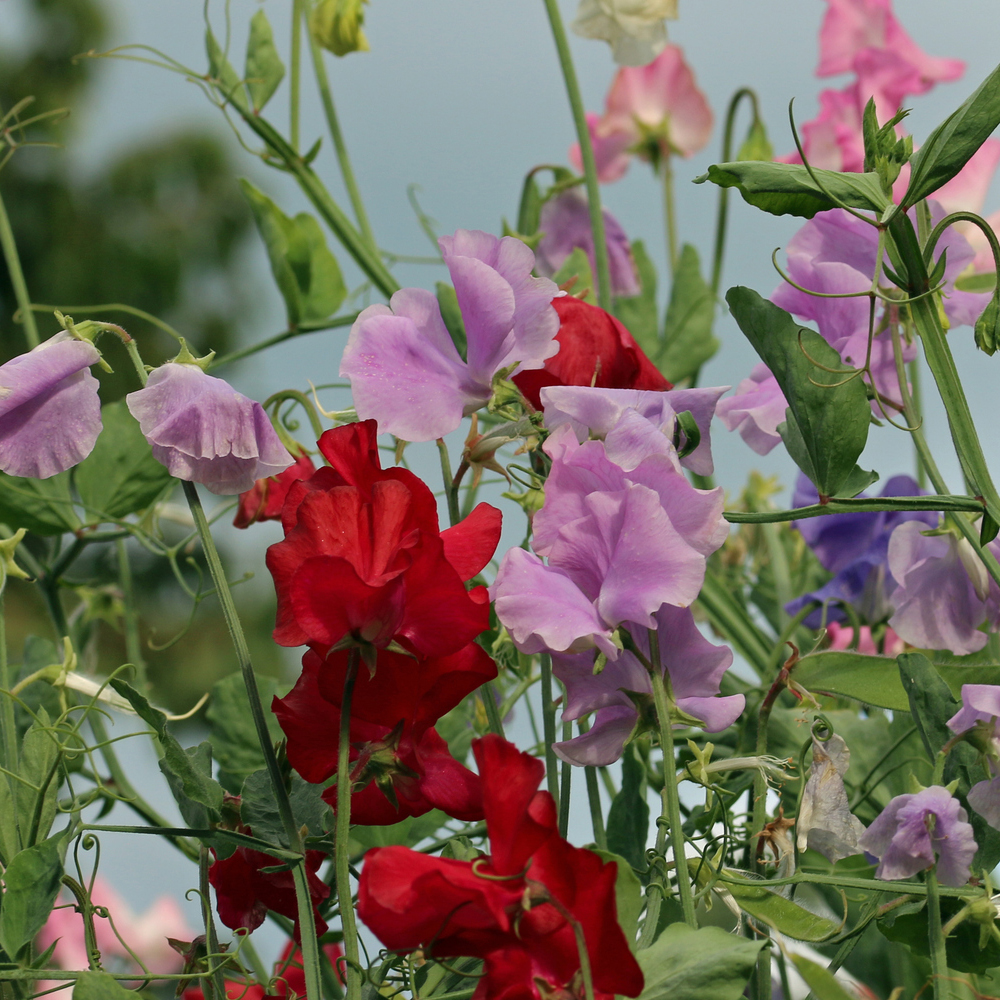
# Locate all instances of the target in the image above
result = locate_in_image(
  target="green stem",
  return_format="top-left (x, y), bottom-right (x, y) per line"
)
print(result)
top-left (437, 438), bottom-right (460, 528)
top-left (182, 482), bottom-right (323, 1000)
top-left (290, 0), bottom-right (302, 152)
top-left (926, 867), bottom-right (950, 1000)
top-left (307, 30), bottom-right (377, 250)
top-left (0, 186), bottom-right (39, 348)
top-left (661, 156), bottom-right (678, 278)
top-left (200, 844), bottom-right (229, 1000)
top-left (724, 495), bottom-right (984, 523)
top-left (761, 522), bottom-right (792, 628)
top-left (578, 719), bottom-right (606, 849)
top-left (649, 631), bottom-right (697, 928)
top-left (539, 653), bottom-right (560, 803)
top-left (116, 537), bottom-right (145, 687)
top-left (558, 718), bottom-right (572, 838)
top-left (546, 897), bottom-right (596, 1000)
top-left (910, 357), bottom-right (927, 489)
top-left (481, 682), bottom-right (506, 738)
top-left (0, 587), bottom-right (19, 854)
top-left (210, 313), bottom-right (358, 369)
top-left (540, 0), bottom-right (612, 311)
top-left (336, 651), bottom-right (362, 1000)
top-left (696, 571), bottom-right (772, 678)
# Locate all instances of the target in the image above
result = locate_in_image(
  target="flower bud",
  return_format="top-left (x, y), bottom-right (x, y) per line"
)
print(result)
top-left (310, 0), bottom-right (370, 57)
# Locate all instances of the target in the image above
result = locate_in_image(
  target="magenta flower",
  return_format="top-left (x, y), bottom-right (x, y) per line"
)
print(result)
top-left (127, 362), bottom-right (292, 495)
top-left (888, 522), bottom-right (1000, 656)
top-left (716, 363), bottom-right (787, 456)
top-left (535, 190), bottom-right (640, 299)
top-left (341, 230), bottom-right (559, 441)
top-left (539, 384), bottom-right (729, 477)
top-left (0, 332), bottom-right (102, 479)
top-left (552, 604), bottom-right (743, 767)
top-left (491, 413), bottom-right (726, 658)
top-left (859, 785), bottom-right (977, 887)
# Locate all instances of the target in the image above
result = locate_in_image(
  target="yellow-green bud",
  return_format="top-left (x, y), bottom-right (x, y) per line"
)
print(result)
top-left (310, 0), bottom-right (370, 57)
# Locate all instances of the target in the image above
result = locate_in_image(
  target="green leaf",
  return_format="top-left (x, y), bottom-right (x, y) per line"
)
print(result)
top-left (240, 178), bottom-right (346, 326)
top-left (552, 247), bottom-right (596, 305)
top-left (727, 288), bottom-right (872, 497)
top-left (110, 679), bottom-right (224, 826)
top-left (606, 745), bottom-right (649, 871)
top-left (240, 767), bottom-right (329, 849)
top-left (659, 244), bottom-right (718, 383)
top-left (74, 401), bottom-right (174, 522)
top-left (0, 774), bottom-right (18, 865)
top-left (0, 833), bottom-right (65, 958)
top-left (206, 28), bottom-right (248, 112)
top-left (722, 877), bottom-right (841, 941)
top-left (349, 810), bottom-right (448, 855)
top-left (696, 162), bottom-right (889, 219)
top-left (594, 849), bottom-right (643, 946)
top-left (793, 651), bottom-right (910, 711)
top-left (0, 470), bottom-right (79, 536)
top-left (436, 282), bottom-right (467, 361)
top-left (636, 924), bottom-right (763, 1000)
top-left (205, 672), bottom-right (283, 794)
top-left (789, 955), bottom-right (858, 1000)
top-left (898, 652), bottom-right (1000, 870)
top-left (73, 971), bottom-right (145, 1000)
top-left (516, 172), bottom-right (543, 237)
top-left (245, 10), bottom-right (284, 113)
top-left (17, 710), bottom-right (61, 847)
top-left (902, 61), bottom-right (1000, 208)
top-left (956, 270), bottom-right (996, 293)
top-left (613, 240), bottom-right (659, 358)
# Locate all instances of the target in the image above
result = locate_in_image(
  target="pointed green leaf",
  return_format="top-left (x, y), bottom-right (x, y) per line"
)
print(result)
top-left (789, 955), bottom-right (859, 1000)
top-left (723, 877), bottom-right (841, 941)
top-left (659, 244), bottom-right (718, 383)
top-left (727, 287), bottom-right (871, 497)
top-left (240, 767), bottom-right (329, 849)
top-left (0, 470), bottom-right (79, 536)
top-left (206, 28), bottom-right (248, 112)
top-left (0, 833), bottom-right (65, 958)
top-left (289, 212), bottom-right (346, 319)
top-left (792, 651), bottom-right (910, 711)
top-left (606, 745), bottom-right (649, 871)
top-left (245, 10), bottom-right (285, 113)
top-left (16, 711), bottom-right (60, 847)
top-left (613, 240), bottom-right (659, 357)
top-left (73, 971), bottom-right (144, 1000)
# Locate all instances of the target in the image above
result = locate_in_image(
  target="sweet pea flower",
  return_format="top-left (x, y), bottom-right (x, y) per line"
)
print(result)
top-left (716, 363), bottom-right (787, 455)
top-left (859, 785), bottom-right (977, 886)
top-left (341, 230), bottom-right (559, 441)
top-left (571, 112), bottom-right (634, 184)
top-left (534, 190), bottom-right (640, 299)
top-left (233, 448), bottom-right (316, 528)
top-left (0, 331), bottom-right (102, 479)
top-left (947, 685), bottom-right (1000, 830)
top-left (826, 621), bottom-right (905, 657)
top-left (552, 603), bottom-right (743, 767)
top-left (888, 522), bottom-right (1000, 655)
top-left (571, 0), bottom-right (677, 67)
top-left (796, 732), bottom-right (866, 863)
top-left (127, 355), bottom-right (293, 495)
top-left (512, 299), bottom-right (671, 412)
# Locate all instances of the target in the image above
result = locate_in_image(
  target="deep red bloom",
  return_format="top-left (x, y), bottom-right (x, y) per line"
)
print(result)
top-left (513, 297), bottom-right (670, 410)
top-left (358, 737), bottom-right (644, 1000)
top-left (273, 643), bottom-right (493, 824)
top-left (266, 420), bottom-right (501, 657)
top-left (233, 450), bottom-right (317, 528)
top-left (208, 837), bottom-right (329, 939)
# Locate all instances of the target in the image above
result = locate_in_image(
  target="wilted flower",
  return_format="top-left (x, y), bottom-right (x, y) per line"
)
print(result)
top-left (0, 331), bottom-right (102, 480)
top-left (127, 352), bottom-right (293, 495)
top-left (796, 732), bottom-right (866, 863)
top-left (310, 0), bottom-right (369, 57)
top-left (859, 785), bottom-right (977, 887)
top-left (572, 0), bottom-right (678, 67)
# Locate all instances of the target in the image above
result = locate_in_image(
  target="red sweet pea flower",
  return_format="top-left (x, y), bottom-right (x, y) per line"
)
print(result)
top-left (513, 297), bottom-right (670, 410)
top-left (358, 736), bottom-right (643, 1000)
top-left (273, 643), bottom-right (493, 824)
top-left (266, 420), bottom-right (501, 658)
top-left (233, 450), bottom-right (317, 528)
top-left (208, 836), bottom-right (329, 939)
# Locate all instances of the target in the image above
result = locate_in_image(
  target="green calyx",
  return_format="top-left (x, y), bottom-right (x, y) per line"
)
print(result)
top-left (169, 338), bottom-right (216, 371)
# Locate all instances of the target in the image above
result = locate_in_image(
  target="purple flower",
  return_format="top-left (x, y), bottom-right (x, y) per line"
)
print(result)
top-left (491, 412), bottom-right (726, 658)
top-left (785, 473), bottom-right (936, 627)
top-left (859, 785), bottom-right (977, 887)
top-left (126, 363), bottom-right (293, 495)
top-left (539, 384), bottom-right (729, 477)
top-left (716, 363), bottom-right (788, 456)
top-left (535, 190), bottom-right (640, 299)
top-left (888, 522), bottom-right (1000, 655)
top-left (341, 230), bottom-right (559, 441)
top-left (948, 685), bottom-right (1000, 831)
top-left (0, 332), bottom-right (102, 479)
top-left (551, 604), bottom-right (743, 767)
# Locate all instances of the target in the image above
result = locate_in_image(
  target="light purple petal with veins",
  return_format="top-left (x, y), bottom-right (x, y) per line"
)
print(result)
top-left (0, 333), bottom-right (102, 479)
top-left (947, 684), bottom-right (1000, 739)
top-left (553, 707), bottom-right (637, 767)
top-left (717, 363), bottom-right (787, 455)
top-left (127, 363), bottom-right (292, 495)
top-left (968, 773), bottom-right (1000, 831)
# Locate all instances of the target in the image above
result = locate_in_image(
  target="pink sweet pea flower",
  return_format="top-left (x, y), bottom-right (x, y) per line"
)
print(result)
top-left (716, 363), bottom-right (788, 456)
top-left (568, 112), bottom-right (633, 184)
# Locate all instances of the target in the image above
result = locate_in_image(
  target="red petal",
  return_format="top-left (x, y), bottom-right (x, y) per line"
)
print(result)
top-left (440, 503), bottom-right (503, 581)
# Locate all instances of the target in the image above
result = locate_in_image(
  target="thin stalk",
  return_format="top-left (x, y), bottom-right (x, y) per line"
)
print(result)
top-left (909, 357), bottom-right (927, 489)
top-left (578, 719), bottom-right (606, 849)
top-left (437, 438), bottom-right (460, 527)
top-left (0, 186), bottom-right (39, 348)
top-left (724, 495), bottom-right (985, 523)
top-left (540, 0), bottom-right (612, 311)
top-left (926, 867), bottom-right (949, 1000)
top-left (546, 896), bottom-right (596, 1000)
top-left (696, 572), bottom-right (772, 678)
top-left (200, 844), bottom-right (228, 1000)
top-left (661, 156), bottom-right (678, 278)
top-left (761, 522), bottom-right (792, 628)
top-left (182, 482), bottom-right (323, 1000)
top-left (0, 588), bottom-right (19, 849)
top-left (539, 653), bottom-right (560, 802)
top-left (290, 0), bottom-right (303, 152)
top-left (558, 719), bottom-right (572, 838)
top-left (481, 683), bottom-right (506, 738)
top-left (116, 537), bottom-right (145, 687)
top-left (307, 31), bottom-right (377, 250)
top-left (336, 651), bottom-right (362, 1000)
top-left (649, 631), bottom-right (696, 928)
top-left (211, 313), bottom-right (358, 369)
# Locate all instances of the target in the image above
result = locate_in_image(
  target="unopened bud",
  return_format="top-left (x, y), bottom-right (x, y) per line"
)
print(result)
top-left (310, 0), bottom-right (370, 57)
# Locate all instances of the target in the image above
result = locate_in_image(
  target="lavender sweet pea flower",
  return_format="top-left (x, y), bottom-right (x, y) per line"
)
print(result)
top-left (126, 363), bottom-right (293, 495)
top-left (539, 384), bottom-right (729, 476)
top-left (888, 522), bottom-right (1000, 655)
top-left (551, 604), bottom-right (743, 767)
top-left (859, 785), bottom-right (977, 887)
top-left (341, 230), bottom-right (559, 441)
top-left (0, 332), bottom-right (102, 479)
top-left (947, 685), bottom-right (1000, 831)
top-left (716, 363), bottom-right (787, 456)
top-left (535, 190), bottom-right (640, 298)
